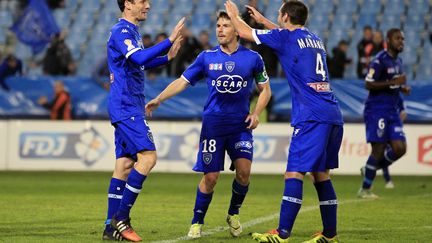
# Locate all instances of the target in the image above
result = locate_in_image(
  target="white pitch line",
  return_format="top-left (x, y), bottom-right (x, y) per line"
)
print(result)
top-left (151, 198), bottom-right (371, 243)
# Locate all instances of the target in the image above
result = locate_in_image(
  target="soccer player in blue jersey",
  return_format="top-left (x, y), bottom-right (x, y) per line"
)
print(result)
top-left (358, 28), bottom-right (409, 199)
top-left (225, 1), bottom-right (343, 242)
top-left (145, 11), bottom-right (272, 239)
top-left (102, 0), bottom-right (185, 241)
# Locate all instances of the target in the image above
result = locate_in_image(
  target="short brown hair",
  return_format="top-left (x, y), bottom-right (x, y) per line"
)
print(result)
top-left (280, 1), bottom-right (308, 26)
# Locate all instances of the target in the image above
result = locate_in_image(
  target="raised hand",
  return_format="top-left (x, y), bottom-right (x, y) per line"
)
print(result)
top-left (169, 17), bottom-right (186, 43)
top-left (224, 0), bottom-right (240, 18)
top-left (167, 36), bottom-right (183, 60)
top-left (245, 5), bottom-right (265, 24)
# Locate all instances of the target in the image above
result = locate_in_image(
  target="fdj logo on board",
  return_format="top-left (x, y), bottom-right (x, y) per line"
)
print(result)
top-left (19, 127), bottom-right (109, 166)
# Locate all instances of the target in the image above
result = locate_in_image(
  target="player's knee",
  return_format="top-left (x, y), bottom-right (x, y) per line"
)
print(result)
top-left (235, 171), bottom-right (250, 185)
top-left (203, 174), bottom-right (219, 190)
top-left (393, 145), bottom-right (406, 158)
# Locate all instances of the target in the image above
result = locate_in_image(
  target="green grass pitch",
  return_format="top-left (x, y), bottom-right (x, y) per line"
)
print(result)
top-left (0, 171), bottom-right (431, 242)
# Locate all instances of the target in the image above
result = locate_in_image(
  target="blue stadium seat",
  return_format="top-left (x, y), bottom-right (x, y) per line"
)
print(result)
top-left (174, 0), bottom-right (194, 14)
top-left (308, 14), bottom-right (330, 30)
top-left (379, 14), bottom-right (402, 32)
top-left (0, 10), bottom-right (13, 27)
top-left (403, 29), bottom-right (422, 48)
top-left (332, 13), bottom-right (354, 29)
top-left (357, 13), bottom-right (377, 28)
top-left (145, 12), bottom-right (165, 31)
top-left (404, 14), bottom-right (426, 31)
top-left (400, 45), bottom-right (417, 66)
top-left (335, 0), bottom-right (358, 14)
top-left (359, 0), bottom-right (382, 14)
top-left (382, 0), bottom-right (405, 15)
top-left (407, 0), bottom-right (430, 14)
top-left (195, 0), bottom-right (218, 14)
top-left (311, 0), bottom-right (334, 14)
top-left (190, 13), bottom-right (213, 32)
top-left (151, 0), bottom-right (171, 14)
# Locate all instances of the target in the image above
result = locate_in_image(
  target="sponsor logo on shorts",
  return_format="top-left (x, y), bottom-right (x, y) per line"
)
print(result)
top-left (418, 135), bottom-right (432, 165)
top-left (235, 141), bottom-right (252, 149)
top-left (203, 153), bottom-right (212, 164)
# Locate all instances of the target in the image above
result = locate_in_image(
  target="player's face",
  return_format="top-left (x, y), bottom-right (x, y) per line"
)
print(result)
top-left (127, 0), bottom-right (150, 21)
top-left (277, 6), bottom-right (287, 27)
top-left (216, 17), bottom-right (238, 45)
top-left (388, 31), bottom-right (405, 53)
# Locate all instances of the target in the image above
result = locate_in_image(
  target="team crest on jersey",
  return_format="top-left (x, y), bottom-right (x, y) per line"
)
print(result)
top-left (209, 63), bottom-right (222, 71)
top-left (203, 153), bottom-right (212, 164)
top-left (124, 39), bottom-right (135, 51)
top-left (225, 61), bottom-right (235, 72)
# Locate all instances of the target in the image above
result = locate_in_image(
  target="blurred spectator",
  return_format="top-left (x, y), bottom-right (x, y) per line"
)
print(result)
top-left (356, 25), bottom-right (374, 78)
top-left (0, 54), bottom-right (23, 91)
top-left (92, 57), bottom-right (110, 90)
top-left (169, 28), bottom-right (199, 76)
top-left (142, 34), bottom-right (153, 48)
top-left (328, 40), bottom-right (352, 79)
top-left (196, 30), bottom-right (213, 53)
top-left (371, 30), bottom-right (386, 56)
top-left (46, 0), bottom-right (65, 9)
top-left (241, 0), bottom-right (279, 77)
top-left (38, 80), bottom-right (72, 120)
top-left (147, 32), bottom-right (168, 80)
top-left (42, 33), bottom-right (76, 75)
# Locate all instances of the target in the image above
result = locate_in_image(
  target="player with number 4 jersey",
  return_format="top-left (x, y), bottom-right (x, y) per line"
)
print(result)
top-left (225, 1), bottom-right (343, 242)
top-left (145, 11), bottom-right (271, 239)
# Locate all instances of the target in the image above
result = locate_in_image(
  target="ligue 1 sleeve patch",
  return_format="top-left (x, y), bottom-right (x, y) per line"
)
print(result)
top-left (257, 29), bottom-right (271, 35)
top-left (124, 39), bottom-right (135, 51)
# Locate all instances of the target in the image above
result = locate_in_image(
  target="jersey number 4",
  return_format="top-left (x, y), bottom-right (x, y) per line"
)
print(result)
top-left (316, 53), bottom-right (326, 81)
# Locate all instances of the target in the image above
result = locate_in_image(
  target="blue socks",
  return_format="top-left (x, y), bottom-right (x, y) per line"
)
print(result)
top-left (278, 178), bottom-right (303, 239)
top-left (380, 147), bottom-right (398, 168)
top-left (116, 168), bottom-right (147, 221)
top-left (105, 178), bottom-right (126, 231)
top-left (315, 180), bottom-right (337, 238)
top-left (362, 156), bottom-right (378, 189)
top-left (191, 187), bottom-right (213, 224)
top-left (228, 179), bottom-right (249, 215)
top-left (382, 166), bottom-right (391, 182)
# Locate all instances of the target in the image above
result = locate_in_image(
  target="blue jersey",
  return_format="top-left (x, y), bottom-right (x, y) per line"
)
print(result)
top-left (182, 45), bottom-right (268, 125)
top-left (253, 28), bottom-right (343, 126)
top-left (107, 19), bottom-right (171, 123)
top-left (364, 50), bottom-right (404, 113)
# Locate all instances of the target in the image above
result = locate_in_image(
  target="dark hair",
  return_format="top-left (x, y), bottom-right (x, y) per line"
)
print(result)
top-left (386, 28), bottom-right (402, 40)
top-left (117, 0), bottom-right (134, 12)
top-left (363, 25), bottom-right (372, 31)
top-left (280, 1), bottom-right (308, 26)
top-left (217, 11), bottom-right (231, 21)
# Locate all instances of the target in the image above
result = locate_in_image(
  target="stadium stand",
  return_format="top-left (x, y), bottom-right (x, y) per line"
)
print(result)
top-left (0, 0), bottom-right (431, 120)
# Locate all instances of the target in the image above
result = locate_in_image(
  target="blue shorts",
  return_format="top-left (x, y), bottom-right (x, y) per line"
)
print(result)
top-left (287, 122), bottom-right (343, 172)
top-left (193, 126), bottom-right (253, 173)
top-left (113, 116), bottom-right (156, 161)
top-left (364, 111), bottom-right (406, 143)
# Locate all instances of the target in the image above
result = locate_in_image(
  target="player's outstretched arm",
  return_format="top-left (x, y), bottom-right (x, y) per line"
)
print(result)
top-left (245, 5), bottom-right (278, 30)
top-left (365, 74), bottom-right (407, 91)
top-left (169, 17), bottom-right (186, 43)
top-left (145, 77), bottom-right (189, 117)
top-left (224, 0), bottom-right (254, 42)
top-left (246, 82), bottom-right (271, 129)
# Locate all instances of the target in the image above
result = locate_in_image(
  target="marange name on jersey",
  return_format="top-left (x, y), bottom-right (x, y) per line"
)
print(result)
top-left (297, 37), bottom-right (326, 51)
